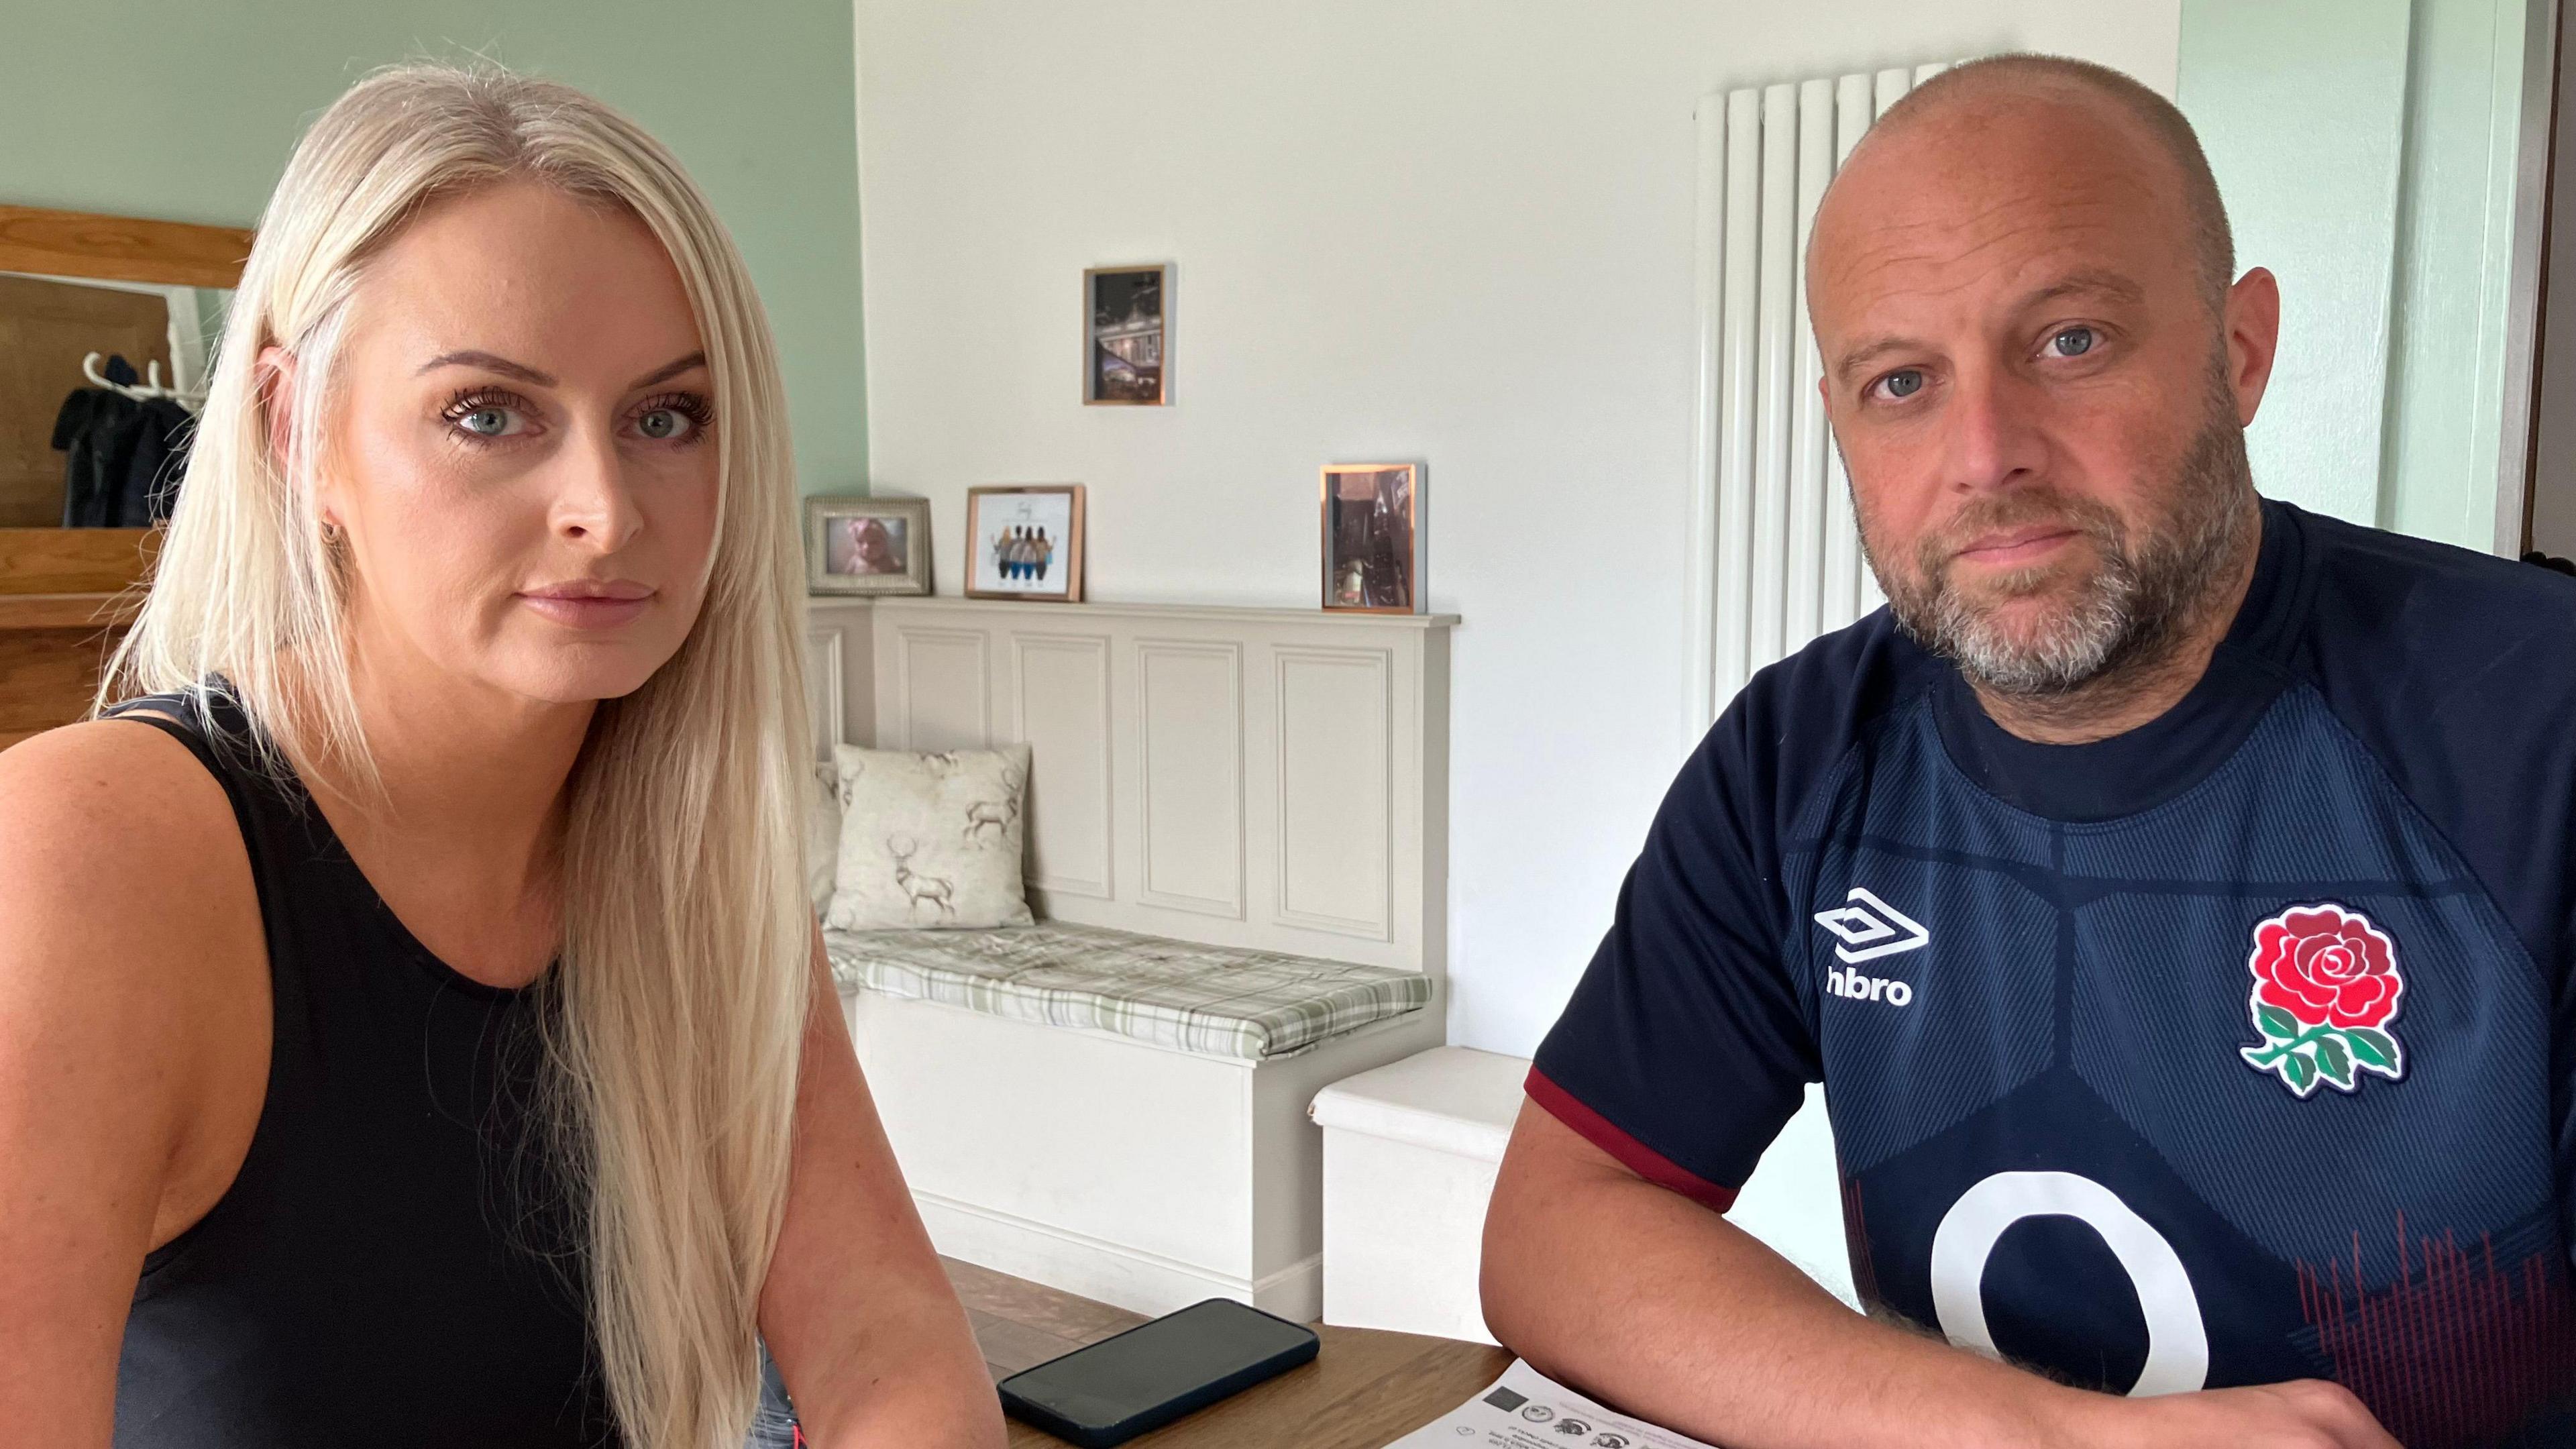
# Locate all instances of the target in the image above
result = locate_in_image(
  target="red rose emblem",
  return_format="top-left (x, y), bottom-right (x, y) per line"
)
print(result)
top-left (2240, 903), bottom-right (2407, 1098)
top-left (2250, 906), bottom-right (2402, 1030)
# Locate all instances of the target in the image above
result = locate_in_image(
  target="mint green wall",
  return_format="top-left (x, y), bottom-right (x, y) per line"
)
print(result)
top-left (2178, 0), bottom-right (2540, 553)
top-left (0, 0), bottom-right (867, 496)
top-left (2379, 0), bottom-right (2541, 551)
top-left (2176, 1), bottom-right (2410, 529)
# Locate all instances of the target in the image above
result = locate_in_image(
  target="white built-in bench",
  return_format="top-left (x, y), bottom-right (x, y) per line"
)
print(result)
top-left (804, 596), bottom-right (1454, 1320)
top-left (823, 922), bottom-right (1432, 1059)
top-left (1309, 1044), bottom-right (1528, 1343)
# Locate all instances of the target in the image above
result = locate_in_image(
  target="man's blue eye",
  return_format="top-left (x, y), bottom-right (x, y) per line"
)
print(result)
top-left (2052, 327), bottom-right (2096, 358)
top-left (1883, 370), bottom-right (1924, 399)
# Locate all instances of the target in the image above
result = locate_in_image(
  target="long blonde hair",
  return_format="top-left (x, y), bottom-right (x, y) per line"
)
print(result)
top-left (101, 62), bottom-right (813, 1448)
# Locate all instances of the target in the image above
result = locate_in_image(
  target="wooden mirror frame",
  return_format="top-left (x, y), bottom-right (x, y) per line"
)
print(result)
top-left (0, 204), bottom-right (254, 746)
top-left (0, 204), bottom-right (254, 290)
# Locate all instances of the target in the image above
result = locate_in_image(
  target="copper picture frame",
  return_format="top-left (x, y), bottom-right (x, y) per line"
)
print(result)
top-left (1084, 263), bottom-right (1169, 405)
top-left (1319, 462), bottom-right (1422, 614)
top-left (965, 484), bottom-right (1086, 602)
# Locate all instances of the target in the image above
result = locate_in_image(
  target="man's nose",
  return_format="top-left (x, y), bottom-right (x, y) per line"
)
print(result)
top-left (549, 427), bottom-right (645, 552)
top-left (1939, 361), bottom-right (2049, 495)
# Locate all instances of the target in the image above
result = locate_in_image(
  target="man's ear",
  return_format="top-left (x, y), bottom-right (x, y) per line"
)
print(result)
top-left (2222, 267), bottom-right (2282, 427)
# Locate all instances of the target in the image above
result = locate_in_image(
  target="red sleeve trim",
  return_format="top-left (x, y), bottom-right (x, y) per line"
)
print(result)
top-left (1525, 1067), bottom-right (1738, 1213)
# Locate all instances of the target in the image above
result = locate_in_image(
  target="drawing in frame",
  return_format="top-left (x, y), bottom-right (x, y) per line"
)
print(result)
top-left (806, 495), bottom-right (932, 596)
top-left (1320, 462), bottom-right (1423, 614)
top-left (965, 484), bottom-right (1087, 602)
top-left (1084, 263), bottom-right (1169, 405)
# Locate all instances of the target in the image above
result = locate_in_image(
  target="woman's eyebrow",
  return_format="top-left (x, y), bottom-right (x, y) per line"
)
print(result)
top-left (411, 350), bottom-right (706, 390)
top-left (629, 351), bottom-right (708, 390)
top-left (414, 349), bottom-right (556, 385)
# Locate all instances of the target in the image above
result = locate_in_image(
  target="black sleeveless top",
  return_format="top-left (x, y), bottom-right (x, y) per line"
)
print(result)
top-left (106, 688), bottom-right (620, 1447)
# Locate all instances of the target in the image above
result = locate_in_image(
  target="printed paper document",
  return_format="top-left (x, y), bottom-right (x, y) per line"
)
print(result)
top-left (1385, 1358), bottom-right (1718, 1449)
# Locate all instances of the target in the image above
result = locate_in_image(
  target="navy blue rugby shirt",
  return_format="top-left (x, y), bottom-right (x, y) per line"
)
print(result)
top-left (1531, 499), bottom-right (2576, 1446)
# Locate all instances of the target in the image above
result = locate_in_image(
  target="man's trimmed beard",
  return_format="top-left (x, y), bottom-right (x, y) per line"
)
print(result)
top-left (1861, 368), bottom-right (2255, 697)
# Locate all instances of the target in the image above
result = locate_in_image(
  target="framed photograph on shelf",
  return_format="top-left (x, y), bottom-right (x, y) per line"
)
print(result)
top-left (806, 495), bottom-right (932, 596)
top-left (965, 484), bottom-right (1087, 602)
top-left (1320, 462), bottom-right (1422, 614)
top-left (1085, 263), bottom-right (1169, 405)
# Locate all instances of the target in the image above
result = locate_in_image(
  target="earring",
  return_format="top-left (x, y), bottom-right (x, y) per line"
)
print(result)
top-left (321, 519), bottom-right (342, 543)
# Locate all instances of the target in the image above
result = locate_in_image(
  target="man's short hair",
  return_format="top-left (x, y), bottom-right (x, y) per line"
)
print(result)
top-left (1868, 54), bottom-right (2236, 309)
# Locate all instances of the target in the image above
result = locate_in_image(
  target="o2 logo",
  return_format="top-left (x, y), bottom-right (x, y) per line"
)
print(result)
top-left (1929, 1171), bottom-right (2209, 1397)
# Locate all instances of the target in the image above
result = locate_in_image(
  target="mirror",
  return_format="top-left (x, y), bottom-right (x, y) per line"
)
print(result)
top-left (0, 205), bottom-right (250, 529)
top-left (0, 206), bottom-right (248, 748)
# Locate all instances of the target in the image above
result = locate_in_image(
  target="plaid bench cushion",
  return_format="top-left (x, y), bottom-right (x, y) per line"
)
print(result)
top-left (823, 920), bottom-right (1433, 1060)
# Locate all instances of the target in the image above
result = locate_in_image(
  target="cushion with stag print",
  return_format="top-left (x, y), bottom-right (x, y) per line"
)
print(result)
top-left (826, 743), bottom-right (1034, 930)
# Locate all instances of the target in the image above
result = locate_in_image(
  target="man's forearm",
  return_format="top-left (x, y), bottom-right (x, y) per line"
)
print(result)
top-left (1480, 1108), bottom-right (2092, 1449)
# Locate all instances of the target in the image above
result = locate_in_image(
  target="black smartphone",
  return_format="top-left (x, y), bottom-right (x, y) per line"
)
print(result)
top-left (995, 1298), bottom-right (1320, 1448)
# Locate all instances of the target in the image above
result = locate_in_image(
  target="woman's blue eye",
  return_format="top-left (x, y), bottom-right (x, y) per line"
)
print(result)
top-left (461, 407), bottom-right (511, 436)
top-left (1882, 370), bottom-right (1924, 399)
top-left (2051, 327), bottom-right (2096, 358)
top-left (638, 408), bottom-right (689, 441)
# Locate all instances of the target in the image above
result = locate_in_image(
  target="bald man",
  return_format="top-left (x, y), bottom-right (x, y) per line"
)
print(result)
top-left (1482, 54), bottom-right (2575, 1449)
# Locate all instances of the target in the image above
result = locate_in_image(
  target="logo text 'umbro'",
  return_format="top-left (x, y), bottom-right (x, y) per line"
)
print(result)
top-left (1813, 888), bottom-right (1929, 964)
top-left (1827, 967), bottom-right (1913, 1006)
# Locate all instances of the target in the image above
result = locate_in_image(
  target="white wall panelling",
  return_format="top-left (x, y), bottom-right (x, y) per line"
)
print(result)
top-left (1136, 640), bottom-right (1248, 918)
top-left (859, 597), bottom-right (1454, 975)
top-left (803, 625), bottom-right (846, 765)
top-left (1273, 647), bottom-right (1395, 942)
top-left (805, 599), bottom-right (878, 753)
top-left (1011, 633), bottom-right (1118, 899)
top-left (894, 627), bottom-right (991, 750)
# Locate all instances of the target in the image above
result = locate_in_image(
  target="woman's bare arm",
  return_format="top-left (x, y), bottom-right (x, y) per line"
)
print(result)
top-left (0, 723), bottom-right (266, 1447)
top-left (759, 924), bottom-right (1003, 1448)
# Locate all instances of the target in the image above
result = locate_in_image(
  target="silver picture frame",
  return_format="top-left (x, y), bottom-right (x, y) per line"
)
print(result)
top-left (806, 495), bottom-right (933, 596)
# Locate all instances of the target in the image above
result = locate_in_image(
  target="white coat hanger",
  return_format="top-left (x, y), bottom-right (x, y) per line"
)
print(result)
top-left (83, 351), bottom-right (207, 411)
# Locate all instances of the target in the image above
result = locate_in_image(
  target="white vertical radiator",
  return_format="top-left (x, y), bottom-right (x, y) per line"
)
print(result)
top-left (1685, 62), bottom-right (1951, 731)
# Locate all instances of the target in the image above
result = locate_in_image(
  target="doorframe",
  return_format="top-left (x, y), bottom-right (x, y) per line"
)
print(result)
top-left (2497, 0), bottom-right (2562, 555)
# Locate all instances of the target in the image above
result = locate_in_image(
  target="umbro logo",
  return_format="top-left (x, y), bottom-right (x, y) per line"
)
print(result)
top-left (1816, 888), bottom-right (1926, 1008)
top-left (1813, 888), bottom-right (1929, 964)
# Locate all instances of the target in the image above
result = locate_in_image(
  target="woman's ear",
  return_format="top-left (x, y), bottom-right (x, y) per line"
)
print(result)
top-left (256, 344), bottom-right (336, 529)
top-left (256, 344), bottom-right (301, 478)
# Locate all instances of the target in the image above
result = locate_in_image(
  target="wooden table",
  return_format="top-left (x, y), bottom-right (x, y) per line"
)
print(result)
top-left (1003, 1323), bottom-right (1513, 1449)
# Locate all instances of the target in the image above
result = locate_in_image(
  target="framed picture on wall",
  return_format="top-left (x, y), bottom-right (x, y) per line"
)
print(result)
top-left (965, 484), bottom-right (1087, 602)
top-left (1085, 263), bottom-right (1169, 405)
top-left (1320, 462), bottom-right (1422, 614)
top-left (806, 495), bottom-right (932, 596)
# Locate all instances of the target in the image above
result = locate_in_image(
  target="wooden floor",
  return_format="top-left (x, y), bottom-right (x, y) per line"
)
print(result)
top-left (941, 1256), bottom-right (1153, 1380)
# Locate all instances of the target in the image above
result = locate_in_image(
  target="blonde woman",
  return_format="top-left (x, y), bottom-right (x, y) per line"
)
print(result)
top-left (0, 64), bottom-right (1002, 1449)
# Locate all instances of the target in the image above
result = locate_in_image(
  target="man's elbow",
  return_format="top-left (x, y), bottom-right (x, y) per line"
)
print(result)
top-left (1477, 1134), bottom-right (1559, 1355)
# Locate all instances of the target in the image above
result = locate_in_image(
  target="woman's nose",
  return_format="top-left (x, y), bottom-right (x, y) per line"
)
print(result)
top-left (549, 427), bottom-right (645, 551)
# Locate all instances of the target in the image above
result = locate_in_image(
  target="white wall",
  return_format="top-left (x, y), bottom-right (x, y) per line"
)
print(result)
top-left (855, 1), bottom-right (2180, 1058)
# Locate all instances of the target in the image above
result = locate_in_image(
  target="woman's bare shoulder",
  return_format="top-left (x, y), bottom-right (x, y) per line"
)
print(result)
top-left (0, 715), bottom-right (243, 887)
top-left (0, 716), bottom-right (260, 1006)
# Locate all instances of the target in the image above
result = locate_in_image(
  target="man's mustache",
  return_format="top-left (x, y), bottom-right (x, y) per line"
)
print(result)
top-left (1919, 491), bottom-right (2123, 578)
